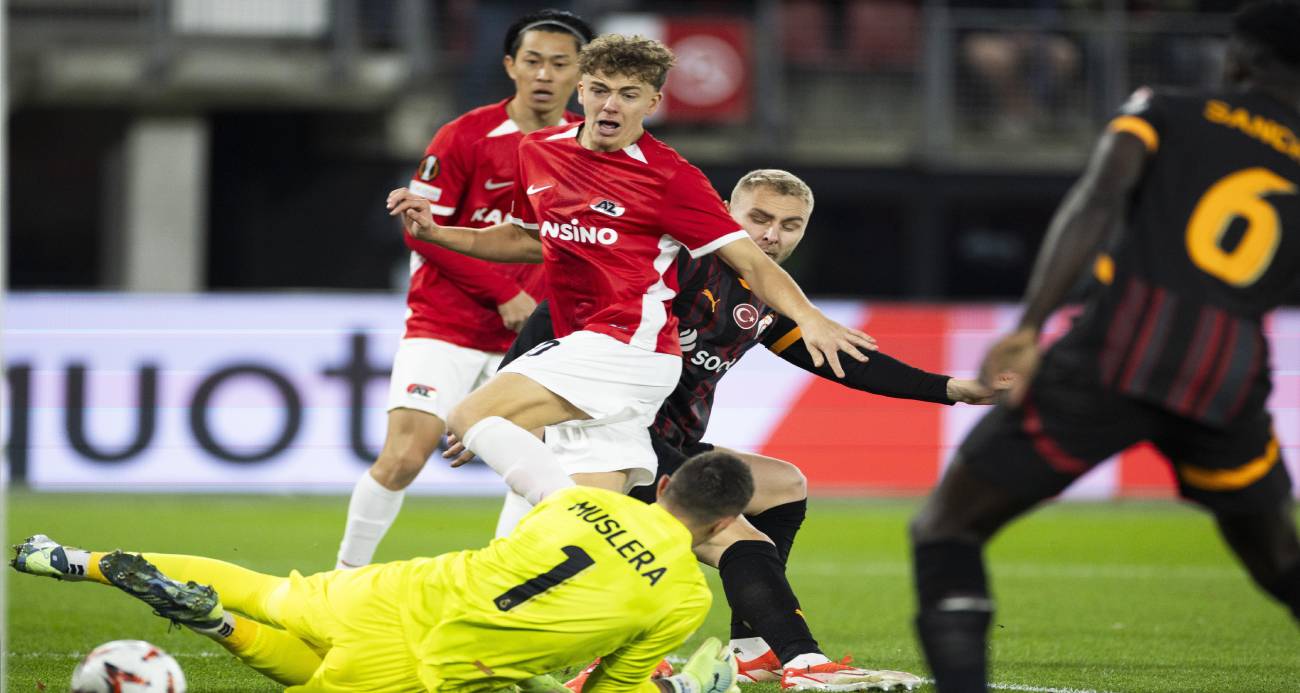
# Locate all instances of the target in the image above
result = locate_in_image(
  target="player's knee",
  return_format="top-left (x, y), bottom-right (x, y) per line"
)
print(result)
top-left (747, 458), bottom-right (806, 512)
top-left (371, 448), bottom-right (431, 490)
top-left (779, 463), bottom-right (808, 502)
top-left (909, 502), bottom-right (953, 547)
top-left (445, 404), bottom-right (482, 440)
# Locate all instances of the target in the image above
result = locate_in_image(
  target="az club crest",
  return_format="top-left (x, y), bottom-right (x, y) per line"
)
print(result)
top-left (406, 383), bottom-right (436, 398)
top-left (589, 198), bottom-right (626, 217)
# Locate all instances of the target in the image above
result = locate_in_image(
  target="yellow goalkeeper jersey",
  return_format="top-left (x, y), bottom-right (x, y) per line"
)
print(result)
top-left (401, 486), bottom-right (712, 692)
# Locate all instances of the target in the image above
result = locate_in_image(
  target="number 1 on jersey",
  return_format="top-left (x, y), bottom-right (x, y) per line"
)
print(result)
top-left (494, 545), bottom-right (594, 611)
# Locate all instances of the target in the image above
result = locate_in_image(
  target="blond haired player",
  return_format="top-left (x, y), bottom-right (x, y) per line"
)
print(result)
top-left (14, 453), bottom-right (754, 692)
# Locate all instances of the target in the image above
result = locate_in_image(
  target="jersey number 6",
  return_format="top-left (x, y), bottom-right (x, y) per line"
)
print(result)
top-left (1185, 167), bottom-right (1296, 287)
top-left (494, 545), bottom-right (595, 611)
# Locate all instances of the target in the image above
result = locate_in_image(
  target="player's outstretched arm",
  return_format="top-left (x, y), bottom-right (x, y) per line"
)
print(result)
top-left (714, 237), bottom-right (876, 378)
top-left (984, 129), bottom-right (1149, 404)
top-left (386, 188), bottom-right (543, 263)
top-left (769, 325), bottom-right (1000, 404)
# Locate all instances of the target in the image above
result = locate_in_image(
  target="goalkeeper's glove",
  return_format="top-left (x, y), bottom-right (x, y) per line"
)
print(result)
top-left (659, 638), bottom-right (739, 693)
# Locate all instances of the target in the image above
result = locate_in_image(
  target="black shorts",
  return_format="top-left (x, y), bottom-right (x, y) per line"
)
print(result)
top-left (958, 355), bottom-right (1290, 515)
top-left (628, 432), bottom-right (715, 504)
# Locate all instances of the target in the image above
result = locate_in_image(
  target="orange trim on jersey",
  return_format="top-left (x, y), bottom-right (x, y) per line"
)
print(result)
top-left (1108, 115), bottom-right (1159, 152)
top-left (1177, 436), bottom-right (1279, 491)
top-left (1093, 253), bottom-right (1115, 285)
top-left (769, 327), bottom-right (803, 354)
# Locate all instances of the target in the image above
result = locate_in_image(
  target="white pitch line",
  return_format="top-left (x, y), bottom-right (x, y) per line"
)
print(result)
top-left (990, 683), bottom-right (1118, 693)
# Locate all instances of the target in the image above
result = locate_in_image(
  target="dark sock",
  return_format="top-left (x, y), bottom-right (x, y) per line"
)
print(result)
top-left (913, 539), bottom-right (993, 693)
top-left (730, 500), bottom-right (809, 640)
top-left (1263, 561), bottom-right (1300, 622)
top-left (747, 499), bottom-right (808, 565)
top-left (719, 540), bottom-right (821, 664)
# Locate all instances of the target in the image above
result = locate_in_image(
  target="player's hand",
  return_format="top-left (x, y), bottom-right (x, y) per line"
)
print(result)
top-left (498, 291), bottom-right (538, 333)
top-left (978, 327), bottom-right (1041, 407)
top-left (442, 434), bottom-right (476, 468)
top-left (386, 188), bottom-right (441, 243)
top-left (795, 312), bottom-right (877, 379)
top-left (661, 637), bottom-right (740, 693)
top-left (945, 375), bottom-right (1014, 405)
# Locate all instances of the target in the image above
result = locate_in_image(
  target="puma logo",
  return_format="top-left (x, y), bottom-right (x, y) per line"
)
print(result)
top-left (703, 289), bottom-right (720, 313)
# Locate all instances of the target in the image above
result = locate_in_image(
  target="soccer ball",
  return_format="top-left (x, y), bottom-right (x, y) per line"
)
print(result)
top-left (70, 640), bottom-right (187, 693)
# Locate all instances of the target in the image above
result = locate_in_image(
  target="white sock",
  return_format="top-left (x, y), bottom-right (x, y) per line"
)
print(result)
top-left (494, 490), bottom-right (533, 538)
top-left (463, 416), bottom-right (574, 505)
top-left (336, 471), bottom-right (405, 569)
top-left (784, 652), bottom-right (832, 669)
top-left (729, 637), bottom-right (772, 661)
top-left (189, 611), bottom-right (236, 639)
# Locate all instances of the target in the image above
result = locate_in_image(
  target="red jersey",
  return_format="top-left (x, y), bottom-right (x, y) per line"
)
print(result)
top-left (507, 125), bottom-right (748, 355)
top-left (404, 99), bottom-right (578, 353)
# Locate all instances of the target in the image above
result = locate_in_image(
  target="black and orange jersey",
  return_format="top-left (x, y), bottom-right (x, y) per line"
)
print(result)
top-left (1052, 86), bottom-right (1300, 427)
top-left (500, 253), bottom-right (954, 450)
top-left (652, 253), bottom-right (951, 447)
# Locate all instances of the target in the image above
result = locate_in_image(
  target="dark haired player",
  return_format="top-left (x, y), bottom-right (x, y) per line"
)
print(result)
top-left (335, 10), bottom-right (595, 569)
top-left (479, 169), bottom-right (994, 691)
top-left (15, 453), bottom-right (755, 692)
top-left (909, 2), bottom-right (1300, 690)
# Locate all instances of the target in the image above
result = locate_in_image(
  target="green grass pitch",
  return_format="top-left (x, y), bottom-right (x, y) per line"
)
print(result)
top-left (6, 493), bottom-right (1299, 692)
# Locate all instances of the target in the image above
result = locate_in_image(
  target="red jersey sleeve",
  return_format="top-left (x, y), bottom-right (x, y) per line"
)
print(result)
top-left (663, 164), bottom-right (748, 258)
top-left (505, 142), bottom-right (540, 231)
top-left (403, 234), bottom-right (522, 306)
top-left (409, 120), bottom-right (472, 220)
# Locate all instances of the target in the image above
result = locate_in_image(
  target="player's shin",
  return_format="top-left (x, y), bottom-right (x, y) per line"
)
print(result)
top-left (912, 539), bottom-right (993, 693)
top-left (1262, 561), bottom-right (1300, 622)
top-left (463, 416), bottom-right (574, 504)
top-left (747, 499), bottom-right (808, 565)
top-left (214, 615), bottom-right (323, 686)
top-left (735, 499), bottom-right (810, 668)
top-left (495, 490), bottom-right (533, 538)
top-left (337, 470), bottom-right (406, 568)
top-left (718, 540), bottom-right (822, 667)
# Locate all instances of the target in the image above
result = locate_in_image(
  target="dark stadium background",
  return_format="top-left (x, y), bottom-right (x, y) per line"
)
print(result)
top-left (11, 0), bottom-right (1283, 301)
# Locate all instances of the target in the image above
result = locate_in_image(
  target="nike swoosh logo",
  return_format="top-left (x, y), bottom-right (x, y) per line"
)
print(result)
top-left (526, 184), bottom-right (554, 195)
top-left (484, 179), bottom-right (513, 190)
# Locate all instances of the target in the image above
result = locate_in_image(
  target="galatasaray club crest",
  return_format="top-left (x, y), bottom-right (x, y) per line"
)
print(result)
top-left (733, 303), bottom-right (760, 330)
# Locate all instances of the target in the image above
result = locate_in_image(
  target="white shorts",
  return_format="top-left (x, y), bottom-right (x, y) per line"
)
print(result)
top-left (545, 419), bottom-right (660, 490)
top-left (386, 338), bottom-right (503, 420)
top-left (500, 330), bottom-right (681, 487)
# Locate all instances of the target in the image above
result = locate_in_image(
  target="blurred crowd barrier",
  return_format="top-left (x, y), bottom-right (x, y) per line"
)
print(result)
top-left (6, 293), bottom-right (1297, 498)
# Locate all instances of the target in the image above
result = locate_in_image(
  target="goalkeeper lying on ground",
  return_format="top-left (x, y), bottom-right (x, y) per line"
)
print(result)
top-left (11, 452), bottom-right (752, 692)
